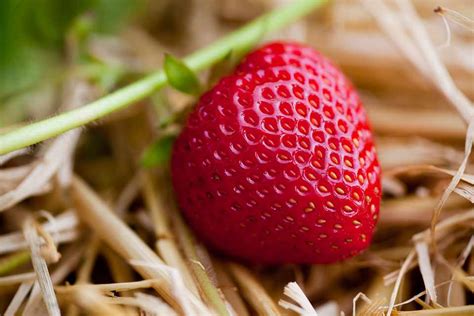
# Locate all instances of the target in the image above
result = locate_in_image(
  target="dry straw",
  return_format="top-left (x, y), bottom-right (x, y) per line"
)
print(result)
top-left (0, 0), bottom-right (473, 315)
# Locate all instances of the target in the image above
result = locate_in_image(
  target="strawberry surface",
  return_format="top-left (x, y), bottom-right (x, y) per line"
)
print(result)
top-left (171, 42), bottom-right (381, 264)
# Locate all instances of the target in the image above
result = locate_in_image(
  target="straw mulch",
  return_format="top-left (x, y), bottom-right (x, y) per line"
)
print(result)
top-left (0, 0), bottom-right (473, 315)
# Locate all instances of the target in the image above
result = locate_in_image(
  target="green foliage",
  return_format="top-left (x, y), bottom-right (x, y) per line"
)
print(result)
top-left (0, 1), bottom-right (47, 98)
top-left (0, 0), bottom-right (141, 99)
top-left (141, 135), bottom-right (177, 168)
top-left (30, 0), bottom-right (93, 46)
top-left (164, 54), bottom-right (201, 95)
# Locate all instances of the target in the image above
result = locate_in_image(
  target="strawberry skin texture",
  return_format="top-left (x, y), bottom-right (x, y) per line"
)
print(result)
top-left (171, 42), bottom-right (381, 264)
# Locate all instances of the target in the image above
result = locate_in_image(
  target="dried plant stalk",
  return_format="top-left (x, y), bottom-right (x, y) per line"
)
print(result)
top-left (213, 259), bottom-right (250, 316)
top-left (4, 280), bottom-right (35, 316)
top-left (0, 81), bottom-right (92, 212)
top-left (140, 172), bottom-right (200, 296)
top-left (397, 305), bottom-right (474, 315)
top-left (66, 236), bottom-right (100, 316)
top-left (228, 263), bottom-right (281, 316)
top-left (0, 210), bottom-right (78, 255)
top-left (0, 272), bottom-right (35, 286)
top-left (70, 176), bottom-right (178, 307)
top-left (22, 243), bottom-right (83, 315)
top-left (415, 241), bottom-right (437, 303)
top-left (23, 218), bottom-right (61, 316)
top-left (56, 279), bottom-right (163, 294)
top-left (366, 104), bottom-right (466, 140)
top-left (387, 250), bottom-right (416, 316)
top-left (0, 149), bottom-right (30, 166)
top-left (105, 293), bottom-right (178, 315)
top-left (62, 287), bottom-right (130, 316)
top-left (171, 207), bottom-right (231, 316)
top-left (279, 282), bottom-right (317, 315)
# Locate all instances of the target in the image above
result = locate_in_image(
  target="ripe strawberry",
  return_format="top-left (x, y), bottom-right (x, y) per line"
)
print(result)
top-left (171, 42), bottom-right (381, 264)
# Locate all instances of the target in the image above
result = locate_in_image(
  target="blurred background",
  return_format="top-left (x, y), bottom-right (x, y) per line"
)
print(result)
top-left (0, 0), bottom-right (472, 128)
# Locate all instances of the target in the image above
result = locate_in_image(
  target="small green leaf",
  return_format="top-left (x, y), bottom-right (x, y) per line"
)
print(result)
top-left (164, 54), bottom-right (201, 95)
top-left (141, 135), bottom-right (176, 168)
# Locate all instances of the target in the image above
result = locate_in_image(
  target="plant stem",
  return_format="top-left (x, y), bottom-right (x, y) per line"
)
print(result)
top-left (173, 212), bottom-right (230, 316)
top-left (0, 251), bottom-right (30, 276)
top-left (0, 0), bottom-right (327, 155)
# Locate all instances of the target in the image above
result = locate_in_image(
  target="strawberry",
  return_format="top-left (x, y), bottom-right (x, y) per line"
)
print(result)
top-left (171, 42), bottom-right (381, 264)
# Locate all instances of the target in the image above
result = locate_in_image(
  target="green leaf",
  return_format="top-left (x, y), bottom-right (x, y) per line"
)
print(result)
top-left (0, 0), bottom-right (142, 100)
top-left (141, 135), bottom-right (176, 168)
top-left (164, 54), bottom-right (201, 95)
top-left (30, 0), bottom-right (93, 46)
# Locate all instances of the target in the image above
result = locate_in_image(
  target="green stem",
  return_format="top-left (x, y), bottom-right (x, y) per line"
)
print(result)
top-left (0, 251), bottom-right (30, 275)
top-left (0, 0), bottom-right (327, 155)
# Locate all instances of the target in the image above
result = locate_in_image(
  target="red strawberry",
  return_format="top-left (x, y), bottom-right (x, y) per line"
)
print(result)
top-left (171, 42), bottom-right (381, 264)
